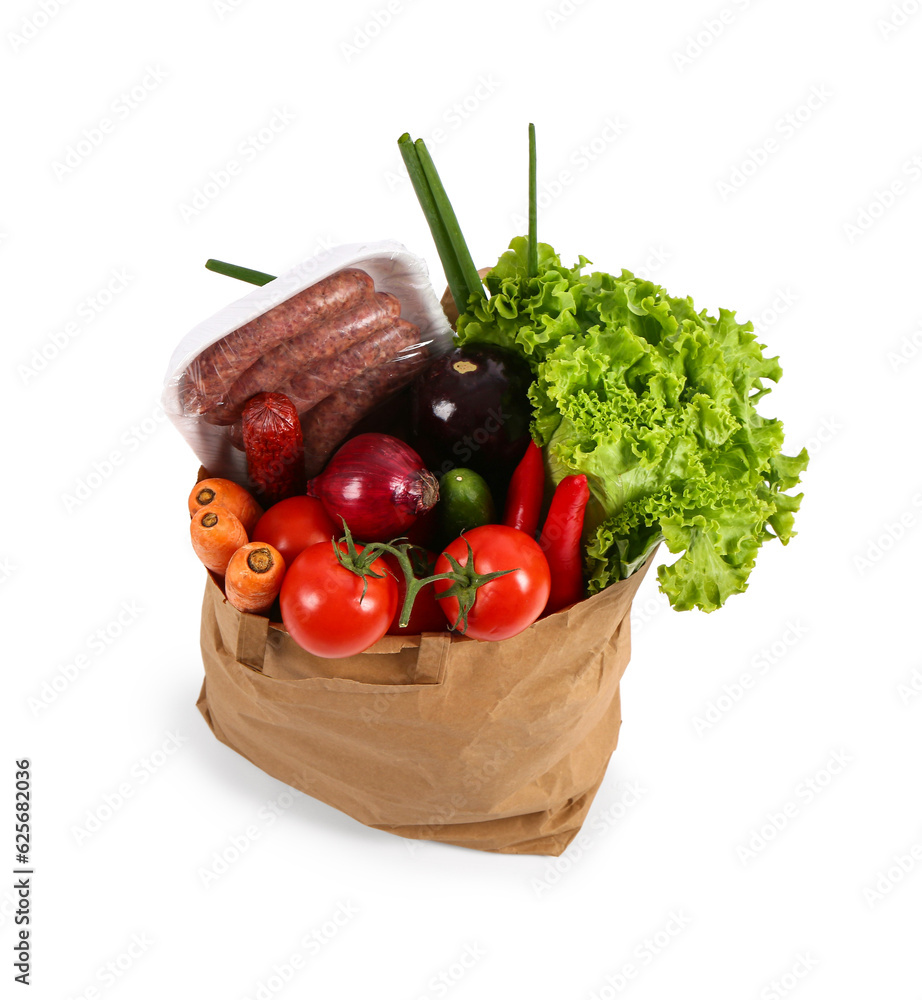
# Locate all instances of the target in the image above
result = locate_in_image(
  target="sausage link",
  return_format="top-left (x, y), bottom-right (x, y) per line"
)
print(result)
top-left (242, 392), bottom-right (305, 505)
top-left (182, 267), bottom-right (375, 414)
top-left (205, 292), bottom-right (403, 425)
top-left (301, 346), bottom-right (432, 477)
top-left (282, 319), bottom-right (421, 413)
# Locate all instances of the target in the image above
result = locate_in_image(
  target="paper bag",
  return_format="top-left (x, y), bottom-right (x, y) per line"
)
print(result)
top-left (195, 549), bottom-right (655, 856)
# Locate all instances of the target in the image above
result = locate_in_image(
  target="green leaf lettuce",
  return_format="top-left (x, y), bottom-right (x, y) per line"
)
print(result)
top-left (456, 237), bottom-right (808, 612)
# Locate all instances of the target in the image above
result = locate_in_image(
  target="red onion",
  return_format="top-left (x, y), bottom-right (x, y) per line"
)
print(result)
top-left (305, 433), bottom-right (439, 542)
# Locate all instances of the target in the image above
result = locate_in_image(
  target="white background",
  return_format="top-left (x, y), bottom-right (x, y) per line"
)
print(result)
top-left (3, 0), bottom-right (921, 997)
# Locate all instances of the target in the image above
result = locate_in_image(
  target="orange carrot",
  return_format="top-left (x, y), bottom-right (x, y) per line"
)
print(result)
top-left (188, 478), bottom-right (263, 535)
top-left (190, 505), bottom-right (248, 575)
top-left (225, 542), bottom-right (286, 615)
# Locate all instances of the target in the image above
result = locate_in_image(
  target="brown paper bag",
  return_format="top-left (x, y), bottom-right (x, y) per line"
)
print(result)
top-left (196, 546), bottom-right (656, 856)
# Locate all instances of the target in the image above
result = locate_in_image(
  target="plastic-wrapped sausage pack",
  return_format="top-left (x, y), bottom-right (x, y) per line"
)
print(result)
top-left (162, 241), bottom-right (454, 492)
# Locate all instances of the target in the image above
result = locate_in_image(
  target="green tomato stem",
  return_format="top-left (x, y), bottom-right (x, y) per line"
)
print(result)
top-left (334, 528), bottom-right (516, 635)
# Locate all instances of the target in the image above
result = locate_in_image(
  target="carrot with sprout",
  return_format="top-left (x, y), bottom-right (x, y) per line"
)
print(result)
top-left (190, 505), bottom-right (248, 575)
top-left (225, 543), bottom-right (286, 614)
top-left (188, 478), bottom-right (262, 534)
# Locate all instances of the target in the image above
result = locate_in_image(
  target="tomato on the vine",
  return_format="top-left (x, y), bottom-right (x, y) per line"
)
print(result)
top-left (382, 551), bottom-right (448, 635)
top-left (280, 539), bottom-right (397, 658)
top-left (251, 496), bottom-right (336, 568)
top-left (434, 525), bottom-right (550, 641)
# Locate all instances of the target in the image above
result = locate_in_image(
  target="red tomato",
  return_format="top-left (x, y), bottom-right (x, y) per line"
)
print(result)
top-left (251, 496), bottom-right (336, 568)
top-left (382, 552), bottom-right (448, 635)
top-left (280, 540), bottom-right (397, 658)
top-left (434, 525), bottom-right (551, 641)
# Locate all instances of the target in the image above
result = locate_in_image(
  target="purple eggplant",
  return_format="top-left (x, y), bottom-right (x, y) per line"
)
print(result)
top-left (410, 346), bottom-right (533, 487)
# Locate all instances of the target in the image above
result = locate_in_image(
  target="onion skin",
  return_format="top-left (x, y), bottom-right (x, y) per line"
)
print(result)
top-left (306, 433), bottom-right (439, 542)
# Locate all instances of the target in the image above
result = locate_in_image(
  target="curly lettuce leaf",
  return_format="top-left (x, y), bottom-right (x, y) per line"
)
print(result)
top-left (456, 237), bottom-right (808, 613)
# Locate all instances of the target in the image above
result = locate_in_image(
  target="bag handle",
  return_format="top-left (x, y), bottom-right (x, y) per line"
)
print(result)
top-left (409, 632), bottom-right (452, 684)
top-left (235, 612), bottom-right (271, 672)
top-left (234, 610), bottom-right (451, 685)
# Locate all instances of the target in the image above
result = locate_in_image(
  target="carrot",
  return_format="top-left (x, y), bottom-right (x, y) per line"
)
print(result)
top-left (190, 505), bottom-right (248, 575)
top-left (188, 478), bottom-right (263, 535)
top-left (225, 542), bottom-right (286, 615)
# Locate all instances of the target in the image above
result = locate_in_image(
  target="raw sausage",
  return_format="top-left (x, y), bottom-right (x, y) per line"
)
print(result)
top-left (282, 319), bottom-right (421, 414)
top-left (182, 267), bottom-right (375, 414)
top-left (205, 292), bottom-right (403, 425)
top-left (301, 347), bottom-right (431, 477)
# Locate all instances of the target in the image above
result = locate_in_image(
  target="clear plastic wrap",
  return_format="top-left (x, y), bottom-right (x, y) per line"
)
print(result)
top-left (162, 241), bottom-right (454, 489)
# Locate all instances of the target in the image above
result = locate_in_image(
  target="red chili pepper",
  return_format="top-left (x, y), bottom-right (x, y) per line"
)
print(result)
top-left (539, 474), bottom-right (590, 615)
top-left (503, 440), bottom-right (545, 537)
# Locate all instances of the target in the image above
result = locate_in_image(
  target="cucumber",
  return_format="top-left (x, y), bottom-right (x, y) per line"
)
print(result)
top-left (438, 468), bottom-right (496, 542)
